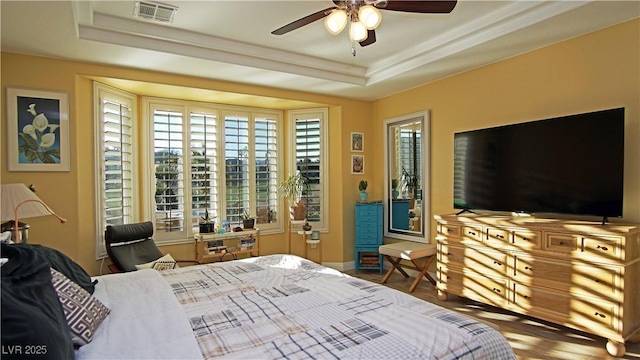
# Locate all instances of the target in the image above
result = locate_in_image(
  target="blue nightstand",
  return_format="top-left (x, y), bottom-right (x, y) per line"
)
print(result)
top-left (354, 202), bottom-right (383, 274)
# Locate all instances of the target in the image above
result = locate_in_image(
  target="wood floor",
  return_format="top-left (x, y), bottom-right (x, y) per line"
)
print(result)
top-left (346, 269), bottom-right (640, 360)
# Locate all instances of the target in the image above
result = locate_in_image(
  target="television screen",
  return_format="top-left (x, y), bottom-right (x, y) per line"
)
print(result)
top-left (453, 107), bottom-right (625, 218)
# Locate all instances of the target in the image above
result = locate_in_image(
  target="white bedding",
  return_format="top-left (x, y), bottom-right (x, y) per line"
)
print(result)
top-left (75, 269), bottom-right (202, 359)
top-left (77, 255), bottom-right (514, 359)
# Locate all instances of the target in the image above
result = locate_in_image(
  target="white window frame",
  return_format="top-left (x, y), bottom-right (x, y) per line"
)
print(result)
top-left (142, 98), bottom-right (284, 245)
top-left (288, 108), bottom-right (329, 231)
top-left (93, 83), bottom-right (138, 259)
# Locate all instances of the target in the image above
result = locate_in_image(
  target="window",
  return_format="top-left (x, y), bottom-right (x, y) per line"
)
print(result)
top-left (397, 126), bottom-right (421, 196)
top-left (289, 109), bottom-right (328, 230)
top-left (94, 83), bottom-right (137, 258)
top-left (144, 99), bottom-right (283, 244)
top-left (94, 87), bottom-right (324, 250)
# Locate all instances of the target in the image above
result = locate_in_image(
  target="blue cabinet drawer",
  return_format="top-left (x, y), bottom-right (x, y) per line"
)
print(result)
top-left (357, 208), bottom-right (378, 218)
top-left (357, 236), bottom-right (380, 245)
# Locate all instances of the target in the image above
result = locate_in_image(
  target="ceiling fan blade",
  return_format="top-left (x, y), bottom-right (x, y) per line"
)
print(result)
top-left (271, 7), bottom-right (336, 35)
top-left (359, 29), bottom-right (376, 47)
top-left (381, 1), bottom-right (457, 13)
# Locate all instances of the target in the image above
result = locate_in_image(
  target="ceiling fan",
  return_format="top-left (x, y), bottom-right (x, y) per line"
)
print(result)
top-left (272, 1), bottom-right (457, 52)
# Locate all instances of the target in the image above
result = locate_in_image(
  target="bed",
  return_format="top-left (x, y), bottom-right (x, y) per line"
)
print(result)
top-left (75, 254), bottom-right (515, 359)
top-left (1, 243), bottom-right (514, 359)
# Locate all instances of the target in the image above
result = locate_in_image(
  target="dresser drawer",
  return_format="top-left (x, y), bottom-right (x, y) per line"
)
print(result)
top-left (438, 223), bottom-right (461, 237)
top-left (439, 244), bottom-right (506, 277)
top-left (513, 230), bottom-right (542, 250)
top-left (544, 233), bottom-right (579, 254)
top-left (462, 225), bottom-right (483, 243)
top-left (581, 236), bottom-right (622, 261)
top-left (513, 284), bottom-right (617, 332)
top-left (513, 256), bottom-right (619, 300)
top-left (486, 228), bottom-right (510, 245)
top-left (445, 268), bottom-right (507, 307)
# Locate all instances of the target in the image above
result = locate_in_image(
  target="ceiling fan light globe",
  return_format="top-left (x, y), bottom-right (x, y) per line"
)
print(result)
top-left (324, 9), bottom-right (348, 35)
top-left (349, 21), bottom-right (368, 42)
top-left (358, 5), bottom-right (382, 30)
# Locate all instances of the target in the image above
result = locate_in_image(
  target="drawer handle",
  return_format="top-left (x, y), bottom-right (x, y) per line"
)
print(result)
top-left (492, 288), bottom-right (501, 293)
top-left (493, 261), bottom-right (503, 266)
top-left (596, 245), bottom-right (609, 251)
top-left (594, 279), bottom-right (600, 283)
top-left (523, 295), bottom-right (529, 299)
top-left (496, 234), bottom-right (504, 239)
top-left (522, 237), bottom-right (530, 242)
top-left (468, 231), bottom-right (476, 236)
top-left (594, 312), bottom-right (606, 319)
top-left (524, 266), bottom-right (533, 271)
top-left (559, 241), bottom-right (564, 245)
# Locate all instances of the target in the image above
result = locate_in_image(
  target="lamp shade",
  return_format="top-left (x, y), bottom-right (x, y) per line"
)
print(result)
top-left (349, 21), bottom-right (368, 42)
top-left (358, 5), bottom-right (382, 30)
top-left (1, 184), bottom-right (58, 221)
top-left (324, 9), bottom-right (348, 35)
top-left (1, 183), bottom-right (66, 243)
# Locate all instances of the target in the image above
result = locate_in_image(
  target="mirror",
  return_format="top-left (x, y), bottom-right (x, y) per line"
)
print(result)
top-left (383, 111), bottom-right (429, 242)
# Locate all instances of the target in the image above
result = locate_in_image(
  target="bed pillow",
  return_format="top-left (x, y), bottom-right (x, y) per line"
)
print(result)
top-left (50, 268), bottom-right (110, 347)
top-left (15, 243), bottom-right (97, 294)
top-left (1, 244), bottom-right (74, 359)
top-left (135, 253), bottom-right (178, 271)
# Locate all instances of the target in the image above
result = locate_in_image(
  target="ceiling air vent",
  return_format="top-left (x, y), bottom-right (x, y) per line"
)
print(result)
top-left (133, 1), bottom-right (178, 23)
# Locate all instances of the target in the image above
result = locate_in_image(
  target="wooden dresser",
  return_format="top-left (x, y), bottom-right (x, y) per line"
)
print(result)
top-left (434, 214), bottom-right (640, 356)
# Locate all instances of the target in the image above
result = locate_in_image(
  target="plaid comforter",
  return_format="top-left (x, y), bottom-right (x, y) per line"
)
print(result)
top-left (160, 254), bottom-right (515, 360)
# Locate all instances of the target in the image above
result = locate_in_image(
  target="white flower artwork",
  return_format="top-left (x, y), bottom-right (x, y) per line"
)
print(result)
top-left (7, 88), bottom-right (69, 171)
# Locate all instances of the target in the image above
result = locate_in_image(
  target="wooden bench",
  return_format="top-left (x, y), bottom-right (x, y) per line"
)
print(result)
top-left (379, 241), bottom-right (436, 293)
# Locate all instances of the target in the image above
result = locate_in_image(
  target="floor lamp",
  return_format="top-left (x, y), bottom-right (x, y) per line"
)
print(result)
top-left (0, 183), bottom-right (67, 243)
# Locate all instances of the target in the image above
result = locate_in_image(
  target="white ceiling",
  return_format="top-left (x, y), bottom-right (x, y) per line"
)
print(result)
top-left (1, 1), bottom-right (639, 101)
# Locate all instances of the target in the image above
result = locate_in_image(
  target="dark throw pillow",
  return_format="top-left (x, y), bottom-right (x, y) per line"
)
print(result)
top-left (0, 243), bottom-right (74, 360)
top-left (15, 243), bottom-right (97, 294)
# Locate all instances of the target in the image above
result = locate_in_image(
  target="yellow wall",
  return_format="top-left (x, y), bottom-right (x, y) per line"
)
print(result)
top-left (2, 19), bottom-right (639, 275)
top-left (373, 19), bottom-right (640, 236)
top-left (1, 54), bottom-right (372, 274)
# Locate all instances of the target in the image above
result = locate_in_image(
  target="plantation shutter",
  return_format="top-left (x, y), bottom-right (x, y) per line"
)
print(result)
top-left (254, 116), bottom-right (278, 225)
top-left (224, 114), bottom-right (250, 226)
top-left (190, 111), bottom-right (218, 232)
top-left (295, 118), bottom-right (321, 222)
top-left (153, 109), bottom-right (185, 233)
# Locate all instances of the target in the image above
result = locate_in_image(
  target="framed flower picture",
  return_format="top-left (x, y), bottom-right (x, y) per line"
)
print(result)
top-left (351, 155), bottom-right (364, 174)
top-left (6, 88), bottom-right (70, 171)
top-left (351, 132), bottom-right (363, 152)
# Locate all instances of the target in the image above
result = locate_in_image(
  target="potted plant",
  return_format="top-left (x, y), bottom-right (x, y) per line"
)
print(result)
top-left (391, 178), bottom-right (399, 199)
top-left (401, 167), bottom-right (420, 208)
top-left (199, 209), bottom-right (215, 233)
top-left (241, 210), bottom-right (255, 229)
top-left (358, 180), bottom-right (368, 202)
top-left (401, 167), bottom-right (419, 197)
top-left (279, 172), bottom-right (308, 220)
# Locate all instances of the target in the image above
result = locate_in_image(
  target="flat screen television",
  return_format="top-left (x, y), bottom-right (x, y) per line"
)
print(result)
top-left (453, 107), bottom-right (624, 220)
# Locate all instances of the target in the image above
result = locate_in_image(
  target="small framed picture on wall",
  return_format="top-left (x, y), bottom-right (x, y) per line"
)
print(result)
top-left (351, 155), bottom-right (364, 174)
top-left (351, 132), bottom-right (363, 152)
